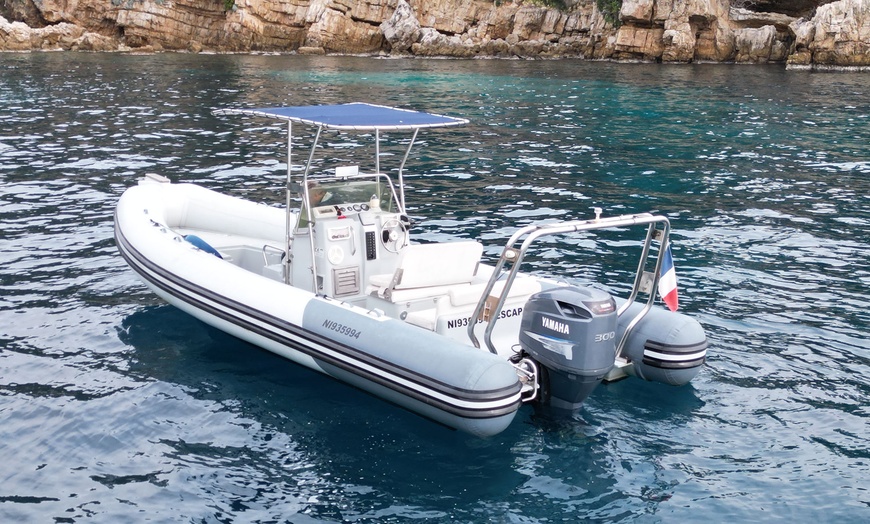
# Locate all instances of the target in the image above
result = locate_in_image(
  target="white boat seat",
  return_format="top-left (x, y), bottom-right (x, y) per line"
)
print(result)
top-left (368, 241), bottom-right (483, 302)
top-left (447, 274), bottom-right (541, 307)
top-left (404, 275), bottom-right (542, 331)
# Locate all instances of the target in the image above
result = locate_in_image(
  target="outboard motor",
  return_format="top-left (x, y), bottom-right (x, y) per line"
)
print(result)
top-left (519, 286), bottom-right (618, 411)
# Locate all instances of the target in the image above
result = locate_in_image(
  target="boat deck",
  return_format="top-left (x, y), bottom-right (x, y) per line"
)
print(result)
top-left (174, 226), bottom-right (540, 356)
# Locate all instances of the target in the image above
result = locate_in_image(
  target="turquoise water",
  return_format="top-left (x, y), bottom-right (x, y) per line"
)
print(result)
top-left (1, 53), bottom-right (868, 522)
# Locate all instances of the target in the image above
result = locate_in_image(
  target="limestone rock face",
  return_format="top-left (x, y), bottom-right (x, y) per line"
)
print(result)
top-left (381, 0), bottom-right (421, 53)
top-left (303, 0), bottom-right (390, 53)
top-left (72, 31), bottom-right (118, 52)
top-left (788, 17), bottom-right (817, 65)
top-left (1, 16), bottom-right (32, 51)
top-left (615, 25), bottom-right (665, 60)
top-left (620, 0), bottom-right (655, 23)
top-left (0, 0), bottom-right (867, 67)
top-left (734, 25), bottom-right (778, 62)
top-left (616, 0), bottom-right (736, 62)
top-left (0, 15), bottom-right (101, 51)
top-left (798, 0), bottom-right (870, 66)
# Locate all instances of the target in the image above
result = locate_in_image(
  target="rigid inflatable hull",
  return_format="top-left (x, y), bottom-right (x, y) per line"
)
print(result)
top-left (616, 301), bottom-right (707, 385)
top-left (115, 182), bottom-right (522, 437)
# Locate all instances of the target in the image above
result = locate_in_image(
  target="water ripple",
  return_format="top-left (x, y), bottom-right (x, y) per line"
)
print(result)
top-left (1, 54), bottom-right (868, 522)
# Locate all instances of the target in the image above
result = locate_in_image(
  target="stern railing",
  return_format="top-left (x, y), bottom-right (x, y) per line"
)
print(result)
top-left (466, 209), bottom-right (672, 359)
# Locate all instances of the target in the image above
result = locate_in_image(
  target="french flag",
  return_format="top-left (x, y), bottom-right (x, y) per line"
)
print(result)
top-left (658, 243), bottom-right (679, 312)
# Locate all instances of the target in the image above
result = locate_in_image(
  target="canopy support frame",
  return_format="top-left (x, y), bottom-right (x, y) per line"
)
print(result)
top-left (215, 103), bottom-right (469, 291)
top-left (284, 121), bottom-right (293, 284)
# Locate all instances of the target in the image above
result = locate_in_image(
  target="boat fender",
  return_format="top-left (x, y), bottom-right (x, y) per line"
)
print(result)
top-left (183, 234), bottom-right (223, 259)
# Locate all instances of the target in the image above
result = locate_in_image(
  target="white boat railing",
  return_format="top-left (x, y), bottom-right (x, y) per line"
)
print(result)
top-left (466, 209), bottom-right (672, 359)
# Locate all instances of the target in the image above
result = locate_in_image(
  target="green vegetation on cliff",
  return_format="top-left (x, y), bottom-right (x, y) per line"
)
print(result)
top-left (596, 0), bottom-right (623, 27)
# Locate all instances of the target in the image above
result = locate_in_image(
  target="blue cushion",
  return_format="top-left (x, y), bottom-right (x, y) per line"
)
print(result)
top-left (184, 235), bottom-right (223, 259)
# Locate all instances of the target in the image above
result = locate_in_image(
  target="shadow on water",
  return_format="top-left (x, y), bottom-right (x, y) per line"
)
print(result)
top-left (115, 304), bottom-right (709, 521)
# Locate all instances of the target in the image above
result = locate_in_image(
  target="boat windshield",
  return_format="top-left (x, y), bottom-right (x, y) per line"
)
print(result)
top-left (297, 178), bottom-right (397, 230)
top-left (310, 179), bottom-right (396, 212)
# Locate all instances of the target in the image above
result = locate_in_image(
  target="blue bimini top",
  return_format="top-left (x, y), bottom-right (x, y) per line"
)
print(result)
top-left (215, 102), bottom-right (469, 131)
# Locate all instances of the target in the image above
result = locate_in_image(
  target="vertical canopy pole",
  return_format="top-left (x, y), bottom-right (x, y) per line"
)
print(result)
top-left (303, 125), bottom-right (324, 294)
top-left (284, 121), bottom-right (293, 284)
top-left (375, 129), bottom-right (381, 174)
top-left (374, 129), bottom-right (382, 209)
top-left (397, 128), bottom-right (418, 213)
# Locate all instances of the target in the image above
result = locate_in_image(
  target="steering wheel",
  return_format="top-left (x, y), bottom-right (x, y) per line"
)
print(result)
top-left (380, 217), bottom-right (409, 253)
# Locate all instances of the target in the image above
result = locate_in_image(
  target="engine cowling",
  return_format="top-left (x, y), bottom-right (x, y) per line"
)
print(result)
top-left (519, 286), bottom-right (617, 411)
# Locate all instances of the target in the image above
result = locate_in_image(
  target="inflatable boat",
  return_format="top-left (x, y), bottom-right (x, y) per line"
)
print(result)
top-left (115, 103), bottom-right (707, 437)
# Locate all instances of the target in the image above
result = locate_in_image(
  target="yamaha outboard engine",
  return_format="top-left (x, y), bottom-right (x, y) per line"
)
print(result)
top-left (519, 286), bottom-right (618, 411)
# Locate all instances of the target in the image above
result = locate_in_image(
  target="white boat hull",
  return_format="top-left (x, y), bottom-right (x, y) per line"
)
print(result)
top-left (115, 177), bottom-right (707, 436)
top-left (115, 180), bottom-right (523, 437)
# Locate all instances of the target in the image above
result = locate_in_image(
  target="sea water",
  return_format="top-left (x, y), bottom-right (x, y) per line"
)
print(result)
top-left (0, 53), bottom-right (868, 522)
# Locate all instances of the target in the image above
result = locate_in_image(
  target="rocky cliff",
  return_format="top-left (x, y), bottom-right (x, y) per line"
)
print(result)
top-left (1, 0), bottom-right (868, 67)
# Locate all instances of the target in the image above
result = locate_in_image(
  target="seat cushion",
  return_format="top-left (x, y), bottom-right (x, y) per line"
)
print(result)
top-left (376, 241), bottom-right (483, 290)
